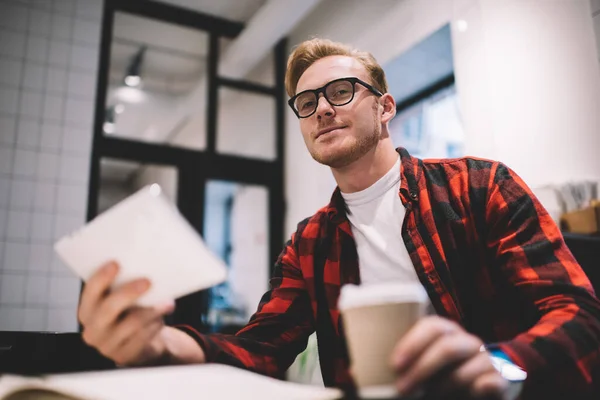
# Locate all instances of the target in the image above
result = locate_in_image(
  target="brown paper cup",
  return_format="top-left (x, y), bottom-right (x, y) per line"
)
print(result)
top-left (339, 284), bottom-right (429, 399)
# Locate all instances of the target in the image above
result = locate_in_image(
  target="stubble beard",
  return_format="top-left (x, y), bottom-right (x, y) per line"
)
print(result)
top-left (310, 114), bottom-right (381, 169)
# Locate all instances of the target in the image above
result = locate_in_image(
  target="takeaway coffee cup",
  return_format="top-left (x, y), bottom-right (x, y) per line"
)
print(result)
top-left (338, 283), bottom-right (430, 399)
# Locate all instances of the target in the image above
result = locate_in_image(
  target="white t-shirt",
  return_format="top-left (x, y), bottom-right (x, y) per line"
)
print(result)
top-left (340, 156), bottom-right (420, 285)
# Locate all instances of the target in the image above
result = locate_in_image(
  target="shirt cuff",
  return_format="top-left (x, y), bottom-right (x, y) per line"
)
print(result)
top-left (173, 324), bottom-right (217, 362)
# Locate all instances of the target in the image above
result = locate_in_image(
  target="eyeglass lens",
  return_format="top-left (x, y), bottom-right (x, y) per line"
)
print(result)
top-left (294, 80), bottom-right (354, 117)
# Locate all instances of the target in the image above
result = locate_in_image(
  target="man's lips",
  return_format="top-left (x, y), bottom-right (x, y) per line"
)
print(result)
top-left (315, 125), bottom-right (347, 139)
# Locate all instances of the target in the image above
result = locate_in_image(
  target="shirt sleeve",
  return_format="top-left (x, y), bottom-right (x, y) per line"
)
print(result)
top-left (485, 162), bottom-right (600, 398)
top-left (174, 227), bottom-right (316, 380)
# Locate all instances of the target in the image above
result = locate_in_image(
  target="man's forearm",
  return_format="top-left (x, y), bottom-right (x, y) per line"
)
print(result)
top-left (498, 300), bottom-right (600, 398)
top-left (161, 326), bottom-right (206, 364)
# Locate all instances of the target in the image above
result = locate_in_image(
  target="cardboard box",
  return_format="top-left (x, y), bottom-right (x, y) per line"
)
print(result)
top-left (561, 201), bottom-right (600, 234)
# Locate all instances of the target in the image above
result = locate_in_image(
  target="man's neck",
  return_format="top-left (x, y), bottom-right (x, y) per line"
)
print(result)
top-left (332, 139), bottom-right (399, 193)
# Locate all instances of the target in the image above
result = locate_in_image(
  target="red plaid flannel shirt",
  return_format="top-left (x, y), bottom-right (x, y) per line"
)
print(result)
top-left (177, 148), bottom-right (600, 398)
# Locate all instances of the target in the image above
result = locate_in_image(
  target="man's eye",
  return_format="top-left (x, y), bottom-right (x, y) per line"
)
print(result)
top-left (300, 101), bottom-right (315, 110)
top-left (330, 89), bottom-right (350, 99)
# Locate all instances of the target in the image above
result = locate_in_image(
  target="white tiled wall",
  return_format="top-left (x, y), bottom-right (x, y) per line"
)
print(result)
top-left (0, 0), bottom-right (102, 332)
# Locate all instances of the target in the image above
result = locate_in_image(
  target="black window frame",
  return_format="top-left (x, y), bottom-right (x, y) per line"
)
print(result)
top-left (89, 0), bottom-right (288, 331)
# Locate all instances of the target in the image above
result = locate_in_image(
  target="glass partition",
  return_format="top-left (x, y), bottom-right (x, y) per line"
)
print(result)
top-left (98, 158), bottom-right (178, 213)
top-left (203, 180), bottom-right (269, 329)
top-left (104, 12), bottom-right (209, 150)
top-left (216, 88), bottom-right (276, 160)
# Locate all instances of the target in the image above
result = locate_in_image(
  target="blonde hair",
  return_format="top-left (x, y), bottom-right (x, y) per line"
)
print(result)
top-left (285, 38), bottom-right (388, 98)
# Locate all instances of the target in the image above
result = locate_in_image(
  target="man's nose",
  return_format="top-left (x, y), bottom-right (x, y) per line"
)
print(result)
top-left (315, 94), bottom-right (335, 119)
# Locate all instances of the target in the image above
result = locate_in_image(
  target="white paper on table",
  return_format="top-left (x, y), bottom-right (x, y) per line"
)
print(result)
top-left (0, 364), bottom-right (343, 400)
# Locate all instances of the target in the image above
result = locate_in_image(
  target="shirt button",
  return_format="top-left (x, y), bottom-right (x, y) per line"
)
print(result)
top-left (410, 191), bottom-right (418, 200)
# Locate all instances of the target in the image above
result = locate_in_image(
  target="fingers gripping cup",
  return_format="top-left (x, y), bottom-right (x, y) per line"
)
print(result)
top-left (338, 283), bottom-right (430, 399)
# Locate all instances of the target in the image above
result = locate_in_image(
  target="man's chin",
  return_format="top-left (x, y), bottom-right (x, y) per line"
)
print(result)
top-left (311, 149), bottom-right (357, 169)
top-left (309, 133), bottom-right (380, 169)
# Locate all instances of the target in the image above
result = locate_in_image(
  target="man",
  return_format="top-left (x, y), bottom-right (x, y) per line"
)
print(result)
top-left (78, 39), bottom-right (600, 399)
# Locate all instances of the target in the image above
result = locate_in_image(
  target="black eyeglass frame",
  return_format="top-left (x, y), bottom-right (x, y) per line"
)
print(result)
top-left (288, 77), bottom-right (383, 118)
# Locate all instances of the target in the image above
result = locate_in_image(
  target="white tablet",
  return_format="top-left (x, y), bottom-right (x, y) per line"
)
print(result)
top-left (54, 184), bottom-right (227, 307)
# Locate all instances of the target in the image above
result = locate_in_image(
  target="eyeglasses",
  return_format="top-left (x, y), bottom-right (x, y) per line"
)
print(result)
top-left (288, 77), bottom-right (383, 118)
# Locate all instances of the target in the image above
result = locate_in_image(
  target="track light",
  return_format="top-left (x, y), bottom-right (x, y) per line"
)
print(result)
top-left (104, 106), bottom-right (116, 134)
top-left (124, 46), bottom-right (146, 87)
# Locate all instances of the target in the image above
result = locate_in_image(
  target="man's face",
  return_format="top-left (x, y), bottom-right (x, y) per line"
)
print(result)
top-left (295, 56), bottom-right (383, 169)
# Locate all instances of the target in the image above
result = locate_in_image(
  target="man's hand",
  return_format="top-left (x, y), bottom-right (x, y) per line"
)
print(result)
top-left (78, 261), bottom-right (205, 366)
top-left (390, 316), bottom-right (508, 399)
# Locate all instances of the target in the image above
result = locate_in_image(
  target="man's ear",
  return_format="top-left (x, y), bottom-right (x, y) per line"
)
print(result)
top-left (380, 93), bottom-right (396, 124)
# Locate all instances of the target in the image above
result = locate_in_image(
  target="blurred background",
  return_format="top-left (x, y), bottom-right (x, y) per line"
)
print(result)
top-left (0, 0), bottom-right (599, 380)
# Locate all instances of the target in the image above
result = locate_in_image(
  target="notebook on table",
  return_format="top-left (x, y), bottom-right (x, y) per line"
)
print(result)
top-left (0, 364), bottom-right (343, 400)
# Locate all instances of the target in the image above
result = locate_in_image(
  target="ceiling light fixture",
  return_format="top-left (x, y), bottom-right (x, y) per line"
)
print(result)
top-left (104, 106), bottom-right (116, 134)
top-left (124, 75), bottom-right (141, 87)
top-left (124, 46), bottom-right (146, 88)
top-left (103, 122), bottom-right (116, 134)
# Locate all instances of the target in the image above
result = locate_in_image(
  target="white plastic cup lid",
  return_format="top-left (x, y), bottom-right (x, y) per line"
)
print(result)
top-left (338, 282), bottom-right (429, 310)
